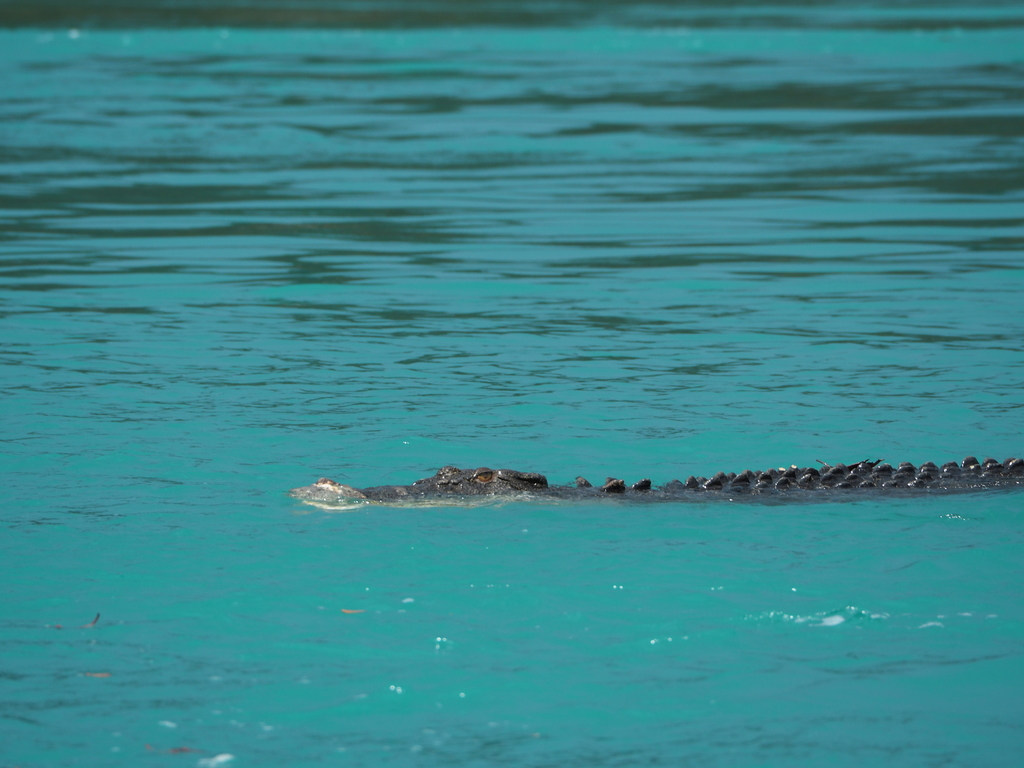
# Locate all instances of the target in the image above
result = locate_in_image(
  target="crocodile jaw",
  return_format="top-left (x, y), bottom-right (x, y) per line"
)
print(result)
top-left (289, 477), bottom-right (368, 501)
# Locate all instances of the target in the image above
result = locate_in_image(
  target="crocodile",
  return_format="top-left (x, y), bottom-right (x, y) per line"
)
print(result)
top-left (291, 455), bottom-right (1024, 504)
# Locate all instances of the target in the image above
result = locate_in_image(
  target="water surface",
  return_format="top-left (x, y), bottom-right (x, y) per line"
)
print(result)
top-left (2, 2), bottom-right (1024, 765)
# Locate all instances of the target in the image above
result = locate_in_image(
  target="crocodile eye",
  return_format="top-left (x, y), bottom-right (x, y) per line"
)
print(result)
top-left (474, 470), bottom-right (494, 483)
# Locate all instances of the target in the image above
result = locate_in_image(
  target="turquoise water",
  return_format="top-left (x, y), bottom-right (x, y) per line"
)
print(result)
top-left (3, 3), bottom-right (1024, 765)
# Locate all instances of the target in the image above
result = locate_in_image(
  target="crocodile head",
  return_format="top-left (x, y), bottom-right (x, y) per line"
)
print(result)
top-left (409, 466), bottom-right (549, 495)
top-left (290, 465), bottom-right (550, 503)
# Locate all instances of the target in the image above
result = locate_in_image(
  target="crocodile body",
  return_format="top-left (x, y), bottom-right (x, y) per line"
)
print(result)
top-left (291, 455), bottom-right (1024, 503)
